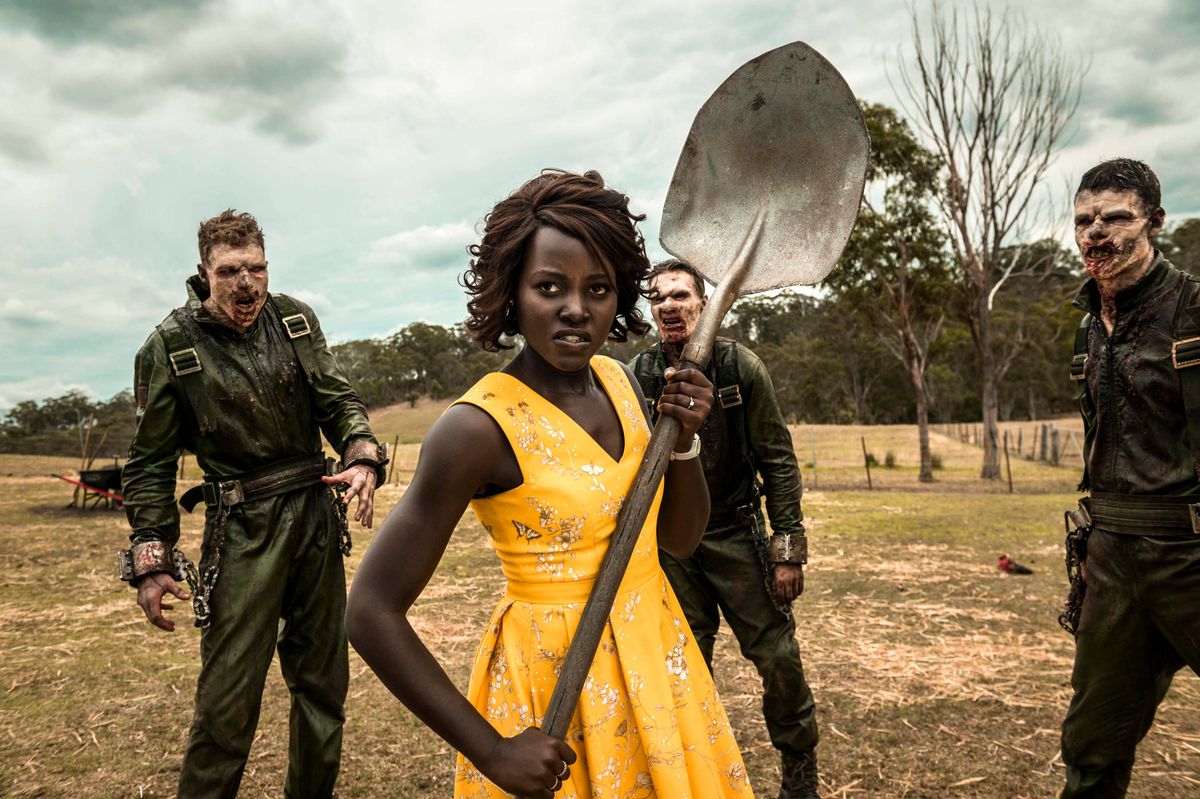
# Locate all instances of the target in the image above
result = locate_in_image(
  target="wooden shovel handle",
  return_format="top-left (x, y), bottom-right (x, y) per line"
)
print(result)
top-left (538, 210), bottom-right (765, 741)
top-left (538, 331), bottom-right (722, 739)
top-left (539, 403), bottom-right (685, 740)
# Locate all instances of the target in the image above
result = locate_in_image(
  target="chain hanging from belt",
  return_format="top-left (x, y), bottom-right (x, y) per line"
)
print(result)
top-left (331, 483), bottom-right (352, 556)
top-left (1059, 504), bottom-right (1092, 636)
top-left (151, 455), bottom-right (354, 629)
top-left (174, 486), bottom-right (348, 629)
top-left (172, 504), bottom-right (228, 629)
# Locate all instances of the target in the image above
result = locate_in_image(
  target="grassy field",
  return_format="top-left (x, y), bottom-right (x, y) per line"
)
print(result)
top-left (1, 417), bottom-right (1197, 798)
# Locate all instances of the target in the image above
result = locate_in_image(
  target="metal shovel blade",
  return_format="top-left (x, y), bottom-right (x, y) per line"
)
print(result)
top-left (661, 41), bottom-right (869, 292)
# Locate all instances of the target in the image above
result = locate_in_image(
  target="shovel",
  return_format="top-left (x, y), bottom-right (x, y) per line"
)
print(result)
top-left (540, 41), bottom-right (869, 741)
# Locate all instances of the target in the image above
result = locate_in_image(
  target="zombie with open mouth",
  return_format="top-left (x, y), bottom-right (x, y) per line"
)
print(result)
top-left (121, 209), bottom-right (386, 797)
top-left (633, 259), bottom-right (821, 799)
top-left (1060, 159), bottom-right (1200, 799)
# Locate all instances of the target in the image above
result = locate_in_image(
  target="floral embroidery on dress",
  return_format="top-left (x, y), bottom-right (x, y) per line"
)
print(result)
top-left (618, 591), bottom-right (642, 623)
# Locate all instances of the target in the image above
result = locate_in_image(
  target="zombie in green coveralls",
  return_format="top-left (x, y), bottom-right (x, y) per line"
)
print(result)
top-left (120, 210), bottom-right (386, 799)
top-left (1060, 160), bottom-right (1200, 798)
top-left (630, 260), bottom-right (820, 799)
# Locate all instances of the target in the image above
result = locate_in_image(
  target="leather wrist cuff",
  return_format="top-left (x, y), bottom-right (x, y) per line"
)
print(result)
top-left (117, 541), bottom-right (183, 585)
top-left (343, 442), bottom-right (389, 485)
top-left (770, 533), bottom-right (808, 565)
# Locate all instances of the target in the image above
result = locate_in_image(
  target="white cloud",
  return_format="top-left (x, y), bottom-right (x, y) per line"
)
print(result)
top-left (0, 0), bottom-right (1196, 404)
top-left (288, 289), bottom-right (333, 315)
top-left (364, 222), bottom-right (477, 268)
top-left (0, 378), bottom-right (98, 413)
top-left (0, 298), bottom-right (58, 326)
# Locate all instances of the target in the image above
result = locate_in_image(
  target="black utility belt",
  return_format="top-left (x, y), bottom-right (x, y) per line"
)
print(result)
top-left (179, 453), bottom-right (335, 513)
top-left (1086, 492), bottom-right (1200, 536)
top-left (707, 500), bottom-right (761, 526)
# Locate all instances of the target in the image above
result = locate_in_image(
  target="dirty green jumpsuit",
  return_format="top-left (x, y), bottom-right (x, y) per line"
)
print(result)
top-left (630, 338), bottom-right (819, 760)
top-left (122, 275), bottom-right (379, 799)
top-left (1061, 254), bottom-right (1200, 798)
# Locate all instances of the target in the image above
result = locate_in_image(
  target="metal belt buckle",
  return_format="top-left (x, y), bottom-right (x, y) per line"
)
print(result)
top-left (1172, 336), bottom-right (1200, 369)
top-left (281, 313), bottom-right (311, 339)
top-left (1189, 504), bottom-right (1200, 535)
top-left (1068, 500), bottom-right (1092, 530)
top-left (168, 347), bottom-right (202, 376)
top-left (218, 480), bottom-right (245, 508)
top-left (1069, 353), bottom-right (1088, 382)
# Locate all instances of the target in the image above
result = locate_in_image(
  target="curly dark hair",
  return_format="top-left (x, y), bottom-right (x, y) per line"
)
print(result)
top-left (463, 169), bottom-right (652, 351)
top-left (197, 209), bottom-right (265, 265)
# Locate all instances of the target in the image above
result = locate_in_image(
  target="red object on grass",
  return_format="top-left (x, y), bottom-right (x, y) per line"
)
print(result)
top-left (997, 553), bottom-right (1033, 575)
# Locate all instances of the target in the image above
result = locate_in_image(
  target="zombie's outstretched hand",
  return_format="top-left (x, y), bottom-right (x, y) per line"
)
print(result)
top-left (322, 464), bottom-right (378, 528)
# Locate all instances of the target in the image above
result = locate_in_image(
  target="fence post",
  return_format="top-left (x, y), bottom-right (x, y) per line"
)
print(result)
top-left (1004, 430), bottom-right (1014, 494)
top-left (1061, 430), bottom-right (1077, 460)
top-left (811, 442), bottom-right (818, 490)
top-left (386, 435), bottom-right (400, 484)
top-left (861, 436), bottom-right (873, 490)
top-left (1039, 424), bottom-right (1049, 461)
top-left (1051, 424), bottom-right (1061, 466)
top-left (1017, 428), bottom-right (1023, 455)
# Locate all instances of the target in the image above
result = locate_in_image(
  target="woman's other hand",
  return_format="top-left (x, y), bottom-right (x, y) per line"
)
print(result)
top-left (476, 728), bottom-right (577, 798)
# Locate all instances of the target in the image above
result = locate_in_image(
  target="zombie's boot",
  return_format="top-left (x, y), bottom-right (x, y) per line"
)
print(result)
top-left (779, 748), bottom-right (819, 799)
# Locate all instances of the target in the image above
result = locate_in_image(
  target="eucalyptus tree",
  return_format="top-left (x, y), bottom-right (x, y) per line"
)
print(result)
top-left (824, 102), bottom-right (950, 481)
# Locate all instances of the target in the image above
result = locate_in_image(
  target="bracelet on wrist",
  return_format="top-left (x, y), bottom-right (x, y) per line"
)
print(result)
top-left (669, 434), bottom-right (701, 461)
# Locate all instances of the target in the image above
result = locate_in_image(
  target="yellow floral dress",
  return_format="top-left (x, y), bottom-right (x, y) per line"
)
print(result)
top-left (452, 355), bottom-right (753, 799)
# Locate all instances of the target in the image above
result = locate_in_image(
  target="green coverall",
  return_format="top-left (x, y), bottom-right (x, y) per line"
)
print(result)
top-left (1061, 255), bottom-right (1200, 798)
top-left (630, 338), bottom-right (819, 760)
top-left (122, 276), bottom-right (379, 799)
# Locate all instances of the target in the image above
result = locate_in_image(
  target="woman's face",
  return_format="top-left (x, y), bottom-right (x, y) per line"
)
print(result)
top-left (514, 226), bottom-right (618, 374)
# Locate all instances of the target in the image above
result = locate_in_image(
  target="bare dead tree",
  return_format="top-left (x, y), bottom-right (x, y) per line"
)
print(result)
top-left (897, 2), bottom-right (1083, 479)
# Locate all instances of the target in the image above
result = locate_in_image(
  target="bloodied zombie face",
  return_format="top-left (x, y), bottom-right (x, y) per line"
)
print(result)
top-left (649, 269), bottom-right (706, 345)
top-left (1073, 189), bottom-right (1165, 287)
top-left (513, 227), bottom-right (619, 374)
top-left (199, 243), bottom-right (269, 332)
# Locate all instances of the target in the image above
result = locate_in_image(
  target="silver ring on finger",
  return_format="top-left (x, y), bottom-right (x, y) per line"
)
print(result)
top-left (556, 761), bottom-right (569, 778)
top-left (551, 776), bottom-right (562, 791)
top-left (686, 395), bottom-right (695, 411)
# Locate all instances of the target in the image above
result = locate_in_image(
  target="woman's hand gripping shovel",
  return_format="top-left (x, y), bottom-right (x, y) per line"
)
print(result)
top-left (540, 41), bottom-right (871, 740)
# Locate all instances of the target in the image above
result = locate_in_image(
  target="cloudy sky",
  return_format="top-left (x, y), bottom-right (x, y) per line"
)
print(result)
top-left (2, 0), bottom-right (1197, 409)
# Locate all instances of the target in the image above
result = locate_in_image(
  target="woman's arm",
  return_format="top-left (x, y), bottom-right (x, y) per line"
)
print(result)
top-left (619, 363), bottom-right (713, 557)
top-left (346, 404), bottom-right (574, 798)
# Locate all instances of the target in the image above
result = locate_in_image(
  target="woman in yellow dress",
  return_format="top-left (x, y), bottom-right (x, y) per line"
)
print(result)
top-left (347, 169), bottom-right (754, 799)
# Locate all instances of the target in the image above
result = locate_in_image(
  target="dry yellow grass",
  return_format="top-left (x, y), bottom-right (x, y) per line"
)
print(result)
top-left (1, 412), bottom-right (1197, 798)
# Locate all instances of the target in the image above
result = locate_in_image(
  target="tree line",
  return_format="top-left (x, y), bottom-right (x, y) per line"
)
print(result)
top-left (2, 193), bottom-right (1196, 461)
top-left (3, 205), bottom-right (1193, 462)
